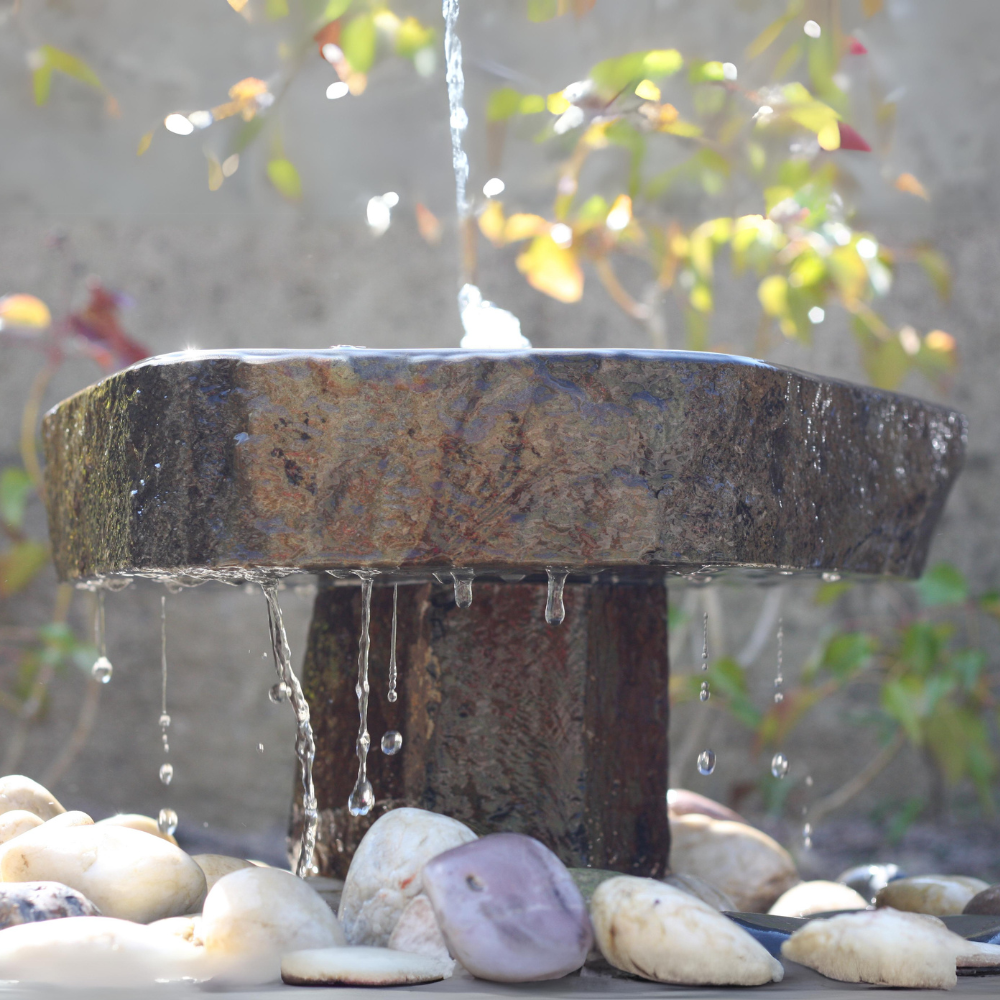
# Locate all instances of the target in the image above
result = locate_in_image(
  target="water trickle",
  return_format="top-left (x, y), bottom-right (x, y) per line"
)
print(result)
top-left (91, 591), bottom-right (113, 684)
top-left (261, 583), bottom-right (318, 877)
top-left (773, 618), bottom-right (784, 704)
top-left (348, 571), bottom-right (377, 817)
top-left (451, 569), bottom-right (473, 608)
top-left (381, 730), bottom-right (403, 755)
top-left (442, 0), bottom-right (469, 221)
top-left (387, 584), bottom-right (399, 703)
top-left (697, 749), bottom-right (716, 776)
top-left (158, 596), bottom-right (172, 776)
top-left (802, 821), bottom-right (813, 849)
top-left (699, 611), bottom-right (710, 700)
top-left (699, 681), bottom-right (710, 702)
top-left (771, 752), bottom-right (789, 779)
top-left (157, 808), bottom-right (178, 837)
top-left (159, 763), bottom-right (173, 785)
top-left (544, 568), bottom-right (568, 625)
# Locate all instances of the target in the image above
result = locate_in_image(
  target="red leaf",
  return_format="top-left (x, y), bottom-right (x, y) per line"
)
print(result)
top-left (838, 122), bottom-right (871, 152)
top-left (64, 281), bottom-right (149, 371)
top-left (847, 36), bottom-right (868, 55)
top-left (314, 20), bottom-right (341, 57)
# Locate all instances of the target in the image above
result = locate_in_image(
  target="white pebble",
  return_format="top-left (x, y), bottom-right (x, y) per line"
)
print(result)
top-left (770, 880), bottom-right (869, 917)
top-left (0, 775), bottom-right (64, 821)
top-left (282, 945), bottom-right (452, 986)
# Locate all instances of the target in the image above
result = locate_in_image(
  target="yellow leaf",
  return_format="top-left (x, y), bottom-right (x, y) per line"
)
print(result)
top-left (690, 283), bottom-right (713, 313)
top-left (547, 92), bottom-right (570, 115)
top-left (895, 172), bottom-right (929, 200)
top-left (342, 13), bottom-right (377, 73)
top-left (925, 330), bottom-right (955, 353)
top-left (861, 0), bottom-right (883, 16)
top-left (136, 131), bottom-right (153, 156)
top-left (787, 101), bottom-right (840, 134)
top-left (634, 79), bottom-right (660, 101)
top-left (504, 213), bottom-right (549, 242)
top-left (660, 118), bottom-right (702, 137)
top-left (829, 246), bottom-right (868, 301)
top-left (227, 0), bottom-right (249, 10)
top-left (790, 253), bottom-right (825, 287)
top-left (229, 77), bottom-right (268, 102)
top-left (478, 200), bottom-right (506, 245)
top-left (265, 0), bottom-right (289, 18)
top-left (746, 14), bottom-right (790, 60)
top-left (0, 294), bottom-right (51, 330)
top-left (758, 275), bottom-right (788, 317)
top-left (606, 194), bottom-right (632, 231)
top-left (516, 236), bottom-right (583, 303)
top-left (0, 540), bottom-right (49, 597)
top-left (207, 155), bottom-right (224, 192)
top-left (266, 158), bottom-right (302, 200)
top-left (817, 120), bottom-right (841, 150)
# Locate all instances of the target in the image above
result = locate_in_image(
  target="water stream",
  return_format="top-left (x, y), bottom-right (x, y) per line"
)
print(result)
top-left (347, 571), bottom-right (376, 817)
top-left (697, 611), bottom-right (716, 775)
top-left (158, 595), bottom-right (173, 787)
top-left (261, 582), bottom-right (318, 876)
top-left (544, 567), bottom-right (568, 625)
top-left (387, 583), bottom-right (399, 703)
top-left (90, 591), bottom-right (112, 684)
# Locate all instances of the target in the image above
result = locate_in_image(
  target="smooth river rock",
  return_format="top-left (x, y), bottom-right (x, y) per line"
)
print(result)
top-left (0, 811), bottom-right (43, 846)
top-left (150, 914), bottom-right (204, 946)
top-left (282, 946), bottom-right (453, 986)
top-left (338, 807), bottom-right (476, 947)
top-left (202, 866), bottom-right (345, 983)
top-left (0, 914), bottom-right (208, 986)
top-left (875, 875), bottom-right (990, 915)
top-left (667, 788), bottom-right (747, 824)
top-left (570, 868), bottom-right (734, 912)
top-left (591, 876), bottom-right (784, 986)
top-left (964, 884), bottom-right (1000, 915)
top-left (422, 833), bottom-right (592, 983)
top-left (387, 893), bottom-right (452, 963)
top-left (0, 775), bottom-right (64, 821)
top-left (769, 880), bottom-right (869, 917)
top-left (0, 824), bottom-right (206, 923)
top-left (97, 813), bottom-right (178, 845)
top-left (0, 880), bottom-right (101, 929)
top-left (669, 814), bottom-right (799, 912)
top-left (782, 908), bottom-right (1000, 988)
top-left (192, 854), bottom-right (254, 896)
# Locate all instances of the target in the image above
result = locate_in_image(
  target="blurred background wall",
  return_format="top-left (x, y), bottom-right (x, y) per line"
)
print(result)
top-left (1, 0), bottom-right (998, 873)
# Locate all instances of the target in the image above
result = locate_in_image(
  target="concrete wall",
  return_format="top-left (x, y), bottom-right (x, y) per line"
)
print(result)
top-left (1, 0), bottom-right (998, 865)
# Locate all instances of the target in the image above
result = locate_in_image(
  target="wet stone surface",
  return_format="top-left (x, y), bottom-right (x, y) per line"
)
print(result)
top-left (0, 880), bottom-right (101, 929)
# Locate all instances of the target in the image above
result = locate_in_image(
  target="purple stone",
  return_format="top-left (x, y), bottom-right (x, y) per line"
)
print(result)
top-left (422, 833), bottom-right (593, 983)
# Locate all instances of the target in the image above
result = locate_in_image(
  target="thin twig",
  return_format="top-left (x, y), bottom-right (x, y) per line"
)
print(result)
top-left (20, 361), bottom-right (56, 498)
top-left (808, 729), bottom-right (906, 825)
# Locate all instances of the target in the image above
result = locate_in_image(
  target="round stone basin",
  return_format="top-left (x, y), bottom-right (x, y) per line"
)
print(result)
top-left (41, 348), bottom-right (965, 584)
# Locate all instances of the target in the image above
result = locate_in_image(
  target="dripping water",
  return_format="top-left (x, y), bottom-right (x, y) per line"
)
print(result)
top-left (544, 567), bottom-right (568, 625)
top-left (773, 618), bottom-right (784, 704)
top-left (261, 582), bottom-right (318, 877)
top-left (159, 594), bottom-right (172, 773)
top-left (91, 590), bottom-right (112, 684)
top-left (158, 808), bottom-right (178, 837)
top-left (348, 571), bottom-right (376, 817)
top-left (451, 569), bottom-right (473, 609)
top-left (697, 610), bottom-right (715, 773)
top-left (387, 584), bottom-right (399, 704)
top-left (771, 752), bottom-right (788, 779)
top-left (697, 749), bottom-right (716, 776)
top-left (802, 773), bottom-right (814, 848)
top-left (381, 730), bottom-right (403, 755)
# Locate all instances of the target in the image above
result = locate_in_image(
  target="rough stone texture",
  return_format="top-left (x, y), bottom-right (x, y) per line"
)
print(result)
top-left (41, 350), bottom-right (965, 583)
top-left (295, 578), bottom-right (668, 879)
top-left (0, 881), bottom-right (101, 929)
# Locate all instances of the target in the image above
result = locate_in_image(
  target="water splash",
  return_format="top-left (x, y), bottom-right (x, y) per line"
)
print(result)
top-left (697, 749), bottom-right (716, 775)
top-left (544, 567), bottom-right (568, 625)
top-left (348, 571), bottom-right (377, 817)
top-left (91, 591), bottom-right (113, 684)
top-left (451, 569), bottom-right (473, 608)
top-left (387, 584), bottom-right (399, 703)
top-left (261, 582), bottom-right (318, 877)
top-left (773, 618), bottom-right (784, 704)
top-left (381, 730), bottom-right (403, 755)
top-left (458, 284), bottom-right (531, 349)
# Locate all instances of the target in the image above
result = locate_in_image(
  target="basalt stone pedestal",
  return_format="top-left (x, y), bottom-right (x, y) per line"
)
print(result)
top-left (40, 349), bottom-right (966, 876)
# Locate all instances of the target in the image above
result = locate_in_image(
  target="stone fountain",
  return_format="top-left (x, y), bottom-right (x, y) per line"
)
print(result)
top-left (40, 347), bottom-right (965, 882)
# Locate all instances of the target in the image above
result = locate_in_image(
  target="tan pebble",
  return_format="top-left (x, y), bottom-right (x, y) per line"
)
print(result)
top-left (149, 914), bottom-right (204, 946)
top-left (202, 866), bottom-right (345, 984)
top-left (97, 813), bottom-right (178, 846)
top-left (669, 814), bottom-right (798, 912)
top-left (591, 876), bottom-right (783, 985)
top-left (663, 872), bottom-right (735, 910)
top-left (770, 880), bottom-right (869, 917)
top-left (282, 946), bottom-right (452, 986)
top-left (0, 810), bottom-right (43, 846)
top-left (0, 775), bottom-right (64, 821)
top-left (388, 893), bottom-right (453, 965)
top-left (876, 875), bottom-right (990, 915)
top-left (0, 824), bottom-right (205, 923)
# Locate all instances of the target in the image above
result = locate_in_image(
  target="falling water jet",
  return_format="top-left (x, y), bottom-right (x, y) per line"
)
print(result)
top-left (697, 610), bottom-right (715, 772)
top-left (91, 590), bottom-right (112, 684)
top-left (451, 569), bottom-right (473, 608)
top-left (347, 570), bottom-right (377, 817)
top-left (261, 582), bottom-right (318, 876)
top-left (544, 567), bottom-right (568, 625)
top-left (158, 595), bottom-right (173, 786)
top-left (387, 583), bottom-right (399, 703)
top-left (773, 618), bottom-right (784, 704)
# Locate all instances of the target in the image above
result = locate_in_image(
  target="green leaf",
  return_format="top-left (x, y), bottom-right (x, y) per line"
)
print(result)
top-left (266, 158), bottom-right (303, 200)
top-left (689, 60), bottom-right (725, 83)
top-left (916, 562), bottom-right (967, 607)
top-left (321, 0), bottom-right (353, 21)
top-left (950, 649), bottom-right (985, 691)
top-left (916, 246), bottom-right (951, 301)
top-left (32, 66), bottom-right (53, 105)
top-left (395, 17), bottom-right (435, 57)
top-left (487, 86), bottom-right (525, 122)
top-left (821, 632), bottom-right (874, 680)
top-left (230, 116), bottom-right (268, 156)
top-left (41, 45), bottom-right (103, 91)
top-left (0, 540), bottom-right (49, 597)
top-left (265, 0), bottom-right (289, 18)
top-left (0, 467), bottom-right (33, 529)
top-left (746, 14), bottom-right (790, 60)
top-left (589, 49), bottom-right (682, 96)
top-left (881, 677), bottom-right (924, 744)
top-left (815, 580), bottom-right (852, 605)
top-left (527, 0), bottom-right (558, 20)
top-left (341, 12), bottom-right (377, 73)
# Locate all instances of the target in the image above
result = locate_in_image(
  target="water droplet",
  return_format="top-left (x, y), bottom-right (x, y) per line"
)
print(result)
top-left (159, 763), bottom-right (174, 785)
top-left (805, 774), bottom-right (814, 787)
top-left (802, 822), bottom-right (813, 848)
top-left (159, 713), bottom-right (171, 729)
top-left (158, 808), bottom-right (178, 836)
top-left (268, 681), bottom-right (289, 704)
top-left (771, 752), bottom-right (789, 779)
top-left (258, 743), bottom-right (264, 753)
top-left (348, 779), bottom-right (374, 816)
top-left (697, 749), bottom-right (716, 775)
top-left (774, 691), bottom-right (784, 704)
top-left (381, 730), bottom-right (403, 755)
top-left (544, 567), bottom-right (568, 625)
top-left (91, 656), bottom-right (113, 684)
top-left (451, 569), bottom-right (473, 608)
top-left (822, 571), bottom-right (841, 582)
top-left (699, 681), bottom-right (710, 702)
